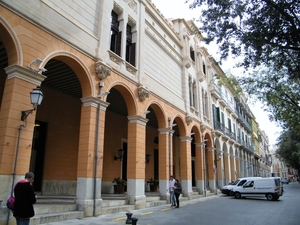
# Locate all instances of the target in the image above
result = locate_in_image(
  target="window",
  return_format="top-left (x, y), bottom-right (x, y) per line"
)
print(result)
top-left (228, 118), bottom-right (232, 132)
top-left (110, 11), bottom-right (121, 56)
top-left (190, 47), bottom-right (195, 62)
top-left (126, 24), bottom-right (136, 66)
top-left (189, 78), bottom-right (197, 109)
top-left (202, 91), bottom-right (208, 117)
top-left (203, 63), bottom-right (206, 75)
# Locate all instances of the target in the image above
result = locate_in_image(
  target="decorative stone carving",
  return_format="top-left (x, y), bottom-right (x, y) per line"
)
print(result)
top-left (123, 0), bottom-right (137, 13)
top-left (137, 84), bottom-right (150, 101)
top-left (211, 130), bottom-right (215, 139)
top-left (185, 114), bottom-right (192, 125)
top-left (184, 55), bottom-right (191, 68)
top-left (95, 60), bottom-right (111, 80)
top-left (200, 124), bottom-right (206, 133)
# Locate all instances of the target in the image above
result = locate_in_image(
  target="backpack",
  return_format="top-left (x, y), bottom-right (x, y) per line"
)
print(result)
top-left (6, 196), bottom-right (15, 211)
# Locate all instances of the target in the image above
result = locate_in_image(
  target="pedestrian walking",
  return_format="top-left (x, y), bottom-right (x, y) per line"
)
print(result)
top-left (168, 175), bottom-right (176, 207)
top-left (174, 179), bottom-right (182, 208)
top-left (13, 172), bottom-right (37, 225)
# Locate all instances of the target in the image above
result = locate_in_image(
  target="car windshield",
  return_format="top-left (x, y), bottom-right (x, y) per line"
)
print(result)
top-left (232, 180), bottom-right (240, 185)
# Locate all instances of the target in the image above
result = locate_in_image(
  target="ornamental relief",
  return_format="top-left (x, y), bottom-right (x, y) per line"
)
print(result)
top-left (123, 0), bottom-right (137, 13)
top-left (137, 84), bottom-right (150, 101)
top-left (95, 60), bottom-right (111, 80)
top-left (185, 114), bottom-right (193, 125)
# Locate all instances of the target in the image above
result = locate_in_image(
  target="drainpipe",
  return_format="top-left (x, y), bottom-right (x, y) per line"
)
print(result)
top-left (6, 124), bottom-right (25, 225)
top-left (93, 82), bottom-right (103, 216)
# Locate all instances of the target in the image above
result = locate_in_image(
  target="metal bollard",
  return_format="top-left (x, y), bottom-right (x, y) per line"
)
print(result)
top-left (131, 217), bottom-right (138, 225)
top-left (125, 212), bottom-right (133, 224)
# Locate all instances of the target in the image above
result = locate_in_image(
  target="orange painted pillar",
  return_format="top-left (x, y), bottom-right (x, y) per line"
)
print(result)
top-left (1, 65), bottom-right (45, 192)
top-left (230, 155), bottom-right (235, 180)
top-left (224, 153), bottom-right (230, 184)
top-left (127, 115), bottom-right (148, 208)
top-left (77, 97), bottom-right (109, 216)
top-left (195, 143), bottom-right (203, 179)
top-left (158, 128), bottom-right (168, 199)
top-left (207, 147), bottom-right (216, 192)
top-left (179, 136), bottom-right (192, 198)
top-left (236, 157), bottom-right (240, 178)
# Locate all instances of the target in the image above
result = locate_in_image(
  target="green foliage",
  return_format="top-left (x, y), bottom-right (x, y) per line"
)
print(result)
top-left (112, 177), bottom-right (127, 186)
top-left (187, 0), bottom-right (299, 78)
top-left (237, 65), bottom-right (300, 133)
top-left (187, 0), bottom-right (300, 132)
top-left (276, 129), bottom-right (300, 171)
top-left (187, 0), bottom-right (300, 165)
top-left (147, 178), bottom-right (159, 185)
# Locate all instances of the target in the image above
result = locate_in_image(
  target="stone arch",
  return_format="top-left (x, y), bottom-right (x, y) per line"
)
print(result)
top-left (146, 100), bottom-right (167, 128)
top-left (42, 51), bottom-right (94, 97)
top-left (107, 82), bottom-right (137, 116)
top-left (172, 115), bottom-right (186, 136)
top-left (0, 16), bottom-right (22, 66)
top-left (191, 125), bottom-right (201, 143)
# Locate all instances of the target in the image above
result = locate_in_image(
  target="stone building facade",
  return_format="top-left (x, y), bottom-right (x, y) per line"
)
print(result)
top-left (0, 0), bottom-right (270, 223)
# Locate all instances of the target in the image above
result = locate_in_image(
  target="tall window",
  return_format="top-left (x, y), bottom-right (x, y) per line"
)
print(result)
top-left (189, 77), bottom-right (196, 108)
top-left (202, 90), bottom-right (208, 117)
top-left (190, 47), bottom-right (195, 62)
top-left (110, 11), bottom-right (121, 56)
top-left (228, 118), bottom-right (232, 132)
top-left (126, 24), bottom-right (136, 66)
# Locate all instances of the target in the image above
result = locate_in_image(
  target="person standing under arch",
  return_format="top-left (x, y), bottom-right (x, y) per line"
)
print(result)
top-left (13, 172), bottom-right (37, 225)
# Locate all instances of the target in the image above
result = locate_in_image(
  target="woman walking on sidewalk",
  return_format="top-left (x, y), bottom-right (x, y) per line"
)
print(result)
top-left (174, 179), bottom-right (182, 208)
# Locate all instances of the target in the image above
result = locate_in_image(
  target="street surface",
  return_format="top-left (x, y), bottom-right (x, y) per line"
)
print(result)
top-left (44, 182), bottom-right (300, 225)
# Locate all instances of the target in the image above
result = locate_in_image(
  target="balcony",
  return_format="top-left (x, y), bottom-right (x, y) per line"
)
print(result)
top-left (209, 83), bottom-right (221, 99)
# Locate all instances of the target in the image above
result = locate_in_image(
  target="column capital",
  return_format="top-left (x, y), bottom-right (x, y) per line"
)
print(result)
top-left (81, 96), bottom-right (110, 109)
top-left (127, 115), bottom-right (148, 126)
top-left (180, 136), bottom-right (193, 143)
top-left (5, 64), bottom-right (46, 86)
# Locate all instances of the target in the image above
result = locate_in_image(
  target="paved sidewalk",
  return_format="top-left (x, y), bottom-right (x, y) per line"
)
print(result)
top-left (41, 195), bottom-right (220, 225)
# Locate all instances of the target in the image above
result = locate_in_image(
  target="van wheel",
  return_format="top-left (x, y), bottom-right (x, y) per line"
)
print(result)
top-left (266, 194), bottom-right (274, 201)
top-left (234, 192), bottom-right (241, 199)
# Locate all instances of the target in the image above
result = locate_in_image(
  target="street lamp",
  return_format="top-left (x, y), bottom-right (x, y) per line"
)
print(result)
top-left (21, 86), bottom-right (44, 121)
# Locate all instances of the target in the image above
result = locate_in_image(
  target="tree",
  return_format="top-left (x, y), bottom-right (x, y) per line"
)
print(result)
top-left (276, 129), bottom-right (300, 172)
top-left (186, 0), bottom-right (300, 132)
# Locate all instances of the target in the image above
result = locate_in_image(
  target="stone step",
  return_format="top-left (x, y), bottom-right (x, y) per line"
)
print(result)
top-left (102, 199), bottom-right (127, 207)
top-left (34, 203), bottom-right (77, 214)
top-left (101, 204), bottom-right (136, 215)
top-left (36, 195), bottom-right (76, 204)
top-left (31, 211), bottom-right (84, 225)
top-left (146, 196), bottom-right (161, 201)
top-left (146, 200), bottom-right (166, 207)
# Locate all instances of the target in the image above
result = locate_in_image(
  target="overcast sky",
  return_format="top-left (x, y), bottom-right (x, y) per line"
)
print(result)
top-left (151, 0), bottom-right (282, 147)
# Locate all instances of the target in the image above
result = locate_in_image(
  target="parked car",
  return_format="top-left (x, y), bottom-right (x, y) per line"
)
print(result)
top-left (221, 177), bottom-right (262, 196)
top-left (281, 177), bottom-right (289, 184)
top-left (232, 177), bottom-right (283, 201)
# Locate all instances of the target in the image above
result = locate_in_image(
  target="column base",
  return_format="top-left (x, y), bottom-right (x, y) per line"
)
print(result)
top-left (77, 198), bottom-right (103, 217)
top-left (127, 195), bottom-right (146, 209)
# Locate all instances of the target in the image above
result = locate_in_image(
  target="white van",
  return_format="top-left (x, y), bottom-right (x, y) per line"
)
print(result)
top-left (221, 177), bottom-right (261, 196)
top-left (232, 177), bottom-right (283, 201)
